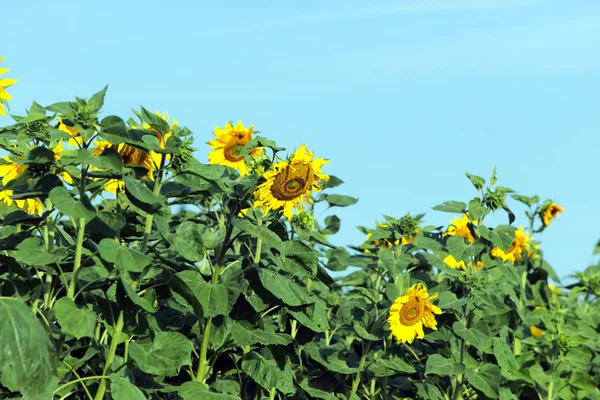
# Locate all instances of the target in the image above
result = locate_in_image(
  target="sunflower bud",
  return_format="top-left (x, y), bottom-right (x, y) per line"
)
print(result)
top-left (293, 210), bottom-right (315, 232)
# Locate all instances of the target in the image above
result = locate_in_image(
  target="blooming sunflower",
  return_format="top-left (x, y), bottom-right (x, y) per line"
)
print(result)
top-left (208, 121), bottom-right (262, 175)
top-left (491, 226), bottom-right (531, 263)
top-left (0, 190), bottom-right (43, 215)
top-left (0, 56), bottom-right (18, 116)
top-left (530, 325), bottom-right (545, 338)
top-left (540, 203), bottom-right (563, 226)
top-left (93, 140), bottom-right (156, 195)
top-left (388, 283), bottom-right (442, 344)
top-left (254, 144), bottom-right (328, 220)
top-left (444, 213), bottom-right (477, 243)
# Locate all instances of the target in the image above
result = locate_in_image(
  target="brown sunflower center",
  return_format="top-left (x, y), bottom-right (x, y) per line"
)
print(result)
top-left (399, 298), bottom-right (425, 326)
top-left (271, 163), bottom-right (313, 201)
top-left (119, 145), bottom-right (146, 166)
top-left (224, 143), bottom-right (245, 162)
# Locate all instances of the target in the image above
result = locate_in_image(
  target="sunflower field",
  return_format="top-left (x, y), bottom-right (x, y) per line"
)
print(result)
top-left (0, 58), bottom-right (599, 400)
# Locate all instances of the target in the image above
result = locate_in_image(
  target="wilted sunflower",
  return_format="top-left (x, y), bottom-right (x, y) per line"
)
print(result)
top-left (254, 144), bottom-right (328, 220)
top-left (208, 121), bottom-right (262, 175)
top-left (444, 213), bottom-right (477, 243)
top-left (491, 226), bottom-right (531, 263)
top-left (388, 283), bottom-right (442, 344)
top-left (530, 325), bottom-right (545, 338)
top-left (540, 203), bottom-right (563, 226)
top-left (93, 140), bottom-right (155, 195)
top-left (0, 56), bottom-right (18, 116)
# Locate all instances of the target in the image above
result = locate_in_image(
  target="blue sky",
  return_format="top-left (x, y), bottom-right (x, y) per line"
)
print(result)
top-left (2, 0), bottom-right (599, 280)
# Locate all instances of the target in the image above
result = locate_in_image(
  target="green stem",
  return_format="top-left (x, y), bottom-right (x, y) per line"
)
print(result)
top-left (95, 312), bottom-right (124, 400)
top-left (67, 217), bottom-right (86, 299)
top-left (43, 199), bottom-right (55, 310)
top-left (269, 388), bottom-right (277, 400)
top-left (254, 237), bottom-right (262, 265)
top-left (141, 164), bottom-right (164, 253)
top-left (547, 380), bottom-right (553, 400)
top-left (54, 376), bottom-right (109, 396)
top-left (349, 343), bottom-right (369, 399)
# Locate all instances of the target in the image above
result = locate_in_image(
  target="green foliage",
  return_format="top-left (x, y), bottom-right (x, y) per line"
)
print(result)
top-left (0, 88), bottom-right (598, 400)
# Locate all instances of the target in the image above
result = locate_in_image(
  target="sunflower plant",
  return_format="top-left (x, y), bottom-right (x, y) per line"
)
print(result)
top-left (0, 69), bottom-right (598, 400)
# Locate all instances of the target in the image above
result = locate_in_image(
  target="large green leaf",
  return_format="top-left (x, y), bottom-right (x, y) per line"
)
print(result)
top-left (492, 337), bottom-right (519, 374)
top-left (276, 240), bottom-right (318, 277)
top-left (98, 238), bottom-right (152, 272)
top-left (232, 219), bottom-right (283, 253)
top-left (176, 271), bottom-right (229, 317)
top-left (54, 297), bottom-right (96, 339)
top-left (425, 354), bottom-right (465, 376)
top-left (453, 320), bottom-right (492, 354)
top-left (110, 374), bottom-right (146, 400)
top-left (230, 322), bottom-right (293, 346)
top-left (0, 297), bottom-right (58, 400)
top-left (241, 352), bottom-right (295, 394)
top-left (178, 381), bottom-right (241, 400)
top-left (129, 331), bottom-right (193, 377)
top-left (256, 268), bottom-right (313, 307)
top-left (49, 187), bottom-right (97, 221)
top-left (465, 363), bottom-right (500, 398)
top-left (172, 221), bottom-right (205, 262)
top-left (432, 201), bottom-right (466, 213)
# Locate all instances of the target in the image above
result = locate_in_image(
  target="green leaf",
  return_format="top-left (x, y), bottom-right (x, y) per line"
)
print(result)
top-left (172, 221), bottom-right (205, 262)
top-left (0, 297), bottom-right (58, 400)
top-left (277, 240), bottom-right (318, 277)
top-left (465, 364), bottom-right (500, 398)
top-left (54, 297), bottom-right (96, 339)
top-left (14, 237), bottom-right (64, 266)
top-left (492, 337), bottom-right (519, 374)
top-left (123, 176), bottom-right (162, 213)
top-left (321, 194), bottom-right (358, 208)
top-left (468, 198), bottom-right (490, 221)
top-left (230, 322), bottom-right (293, 346)
top-left (88, 85), bottom-right (108, 112)
top-left (129, 331), bottom-right (193, 377)
top-left (323, 175), bottom-right (343, 189)
top-left (49, 187), bottom-right (97, 221)
top-left (322, 215), bottom-right (341, 235)
top-left (86, 211), bottom-right (126, 240)
top-left (465, 172), bottom-right (485, 190)
top-left (232, 219), bottom-right (283, 253)
top-left (432, 201), bottom-right (466, 213)
top-left (499, 387), bottom-right (518, 400)
top-left (241, 352), bottom-right (295, 395)
top-left (140, 106), bottom-right (170, 135)
top-left (110, 374), bottom-right (146, 400)
top-left (80, 147), bottom-right (123, 173)
top-left (179, 381), bottom-right (241, 400)
top-left (447, 236), bottom-right (467, 260)
top-left (367, 356), bottom-right (416, 376)
top-left (452, 320), bottom-right (492, 353)
top-left (98, 238), bottom-right (152, 272)
top-left (425, 354), bottom-right (465, 376)
top-left (176, 271), bottom-right (229, 317)
top-left (256, 268), bottom-right (313, 307)
top-left (299, 379), bottom-right (338, 400)
top-left (119, 277), bottom-right (158, 313)
top-left (511, 194), bottom-right (539, 207)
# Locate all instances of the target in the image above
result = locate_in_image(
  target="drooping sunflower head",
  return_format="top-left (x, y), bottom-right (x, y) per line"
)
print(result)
top-left (540, 202), bottom-right (563, 226)
top-left (0, 190), bottom-right (44, 215)
top-left (388, 283), bottom-right (442, 344)
top-left (208, 121), bottom-right (262, 175)
top-left (0, 56), bottom-right (18, 117)
top-left (57, 117), bottom-right (82, 147)
top-left (444, 213), bottom-right (477, 243)
top-left (254, 143), bottom-right (329, 220)
top-left (491, 226), bottom-right (531, 264)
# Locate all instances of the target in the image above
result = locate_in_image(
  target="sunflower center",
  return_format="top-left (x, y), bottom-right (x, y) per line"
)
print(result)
top-left (271, 164), bottom-right (313, 201)
top-left (224, 143), bottom-right (245, 162)
top-left (399, 298), bottom-right (425, 326)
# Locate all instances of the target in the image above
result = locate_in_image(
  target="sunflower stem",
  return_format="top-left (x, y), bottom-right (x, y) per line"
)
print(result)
top-left (349, 343), bottom-right (369, 399)
top-left (95, 312), bottom-right (124, 400)
top-left (67, 217), bottom-right (86, 299)
top-left (43, 198), bottom-right (55, 310)
top-left (141, 156), bottom-right (165, 253)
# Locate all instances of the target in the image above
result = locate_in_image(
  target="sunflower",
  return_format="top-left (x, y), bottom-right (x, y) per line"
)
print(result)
top-left (0, 157), bottom-right (27, 185)
top-left (548, 284), bottom-right (561, 304)
top-left (57, 117), bottom-right (82, 147)
top-left (93, 140), bottom-right (156, 195)
top-left (0, 190), bottom-right (44, 215)
top-left (491, 226), bottom-right (531, 264)
top-left (0, 56), bottom-right (18, 116)
top-left (444, 254), bottom-right (484, 272)
top-left (52, 141), bottom-right (73, 184)
top-left (134, 111), bottom-right (178, 166)
top-left (254, 144), bottom-right (328, 220)
top-left (540, 203), bottom-right (563, 226)
top-left (444, 213), bottom-right (477, 243)
top-left (530, 325), bottom-right (545, 338)
top-left (388, 283), bottom-right (442, 344)
top-left (365, 223), bottom-right (420, 252)
top-left (208, 121), bottom-right (262, 175)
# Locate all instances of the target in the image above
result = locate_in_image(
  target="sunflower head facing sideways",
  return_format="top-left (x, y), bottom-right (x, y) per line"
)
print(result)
top-left (0, 56), bottom-right (18, 116)
top-left (208, 121), bottom-right (262, 175)
top-left (254, 144), bottom-right (329, 221)
top-left (540, 202), bottom-right (563, 227)
top-left (388, 283), bottom-right (442, 344)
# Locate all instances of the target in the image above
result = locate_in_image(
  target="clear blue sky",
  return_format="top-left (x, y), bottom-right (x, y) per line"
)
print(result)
top-left (2, 0), bottom-right (599, 281)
